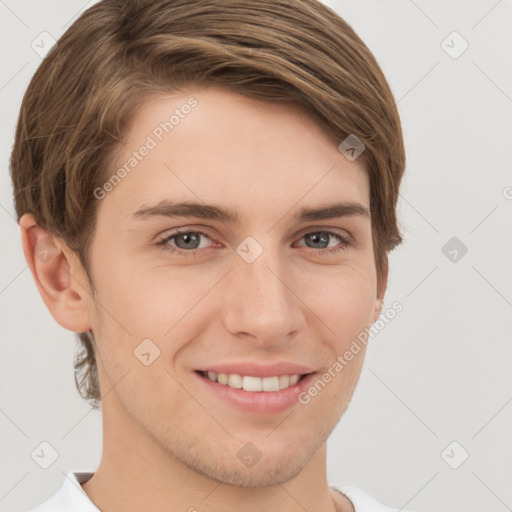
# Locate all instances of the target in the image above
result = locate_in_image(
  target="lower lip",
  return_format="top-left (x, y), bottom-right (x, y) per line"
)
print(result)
top-left (194, 371), bottom-right (317, 415)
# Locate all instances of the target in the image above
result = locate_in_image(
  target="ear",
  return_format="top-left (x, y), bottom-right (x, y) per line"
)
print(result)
top-left (19, 213), bottom-right (92, 333)
top-left (372, 255), bottom-right (389, 323)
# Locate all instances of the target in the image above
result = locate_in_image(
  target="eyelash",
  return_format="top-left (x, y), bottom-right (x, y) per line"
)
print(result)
top-left (155, 229), bottom-right (351, 257)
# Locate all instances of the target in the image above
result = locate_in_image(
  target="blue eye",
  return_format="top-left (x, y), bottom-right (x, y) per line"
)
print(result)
top-left (157, 230), bottom-right (213, 256)
top-left (297, 231), bottom-right (350, 253)
top-left (156, 230), bottom-right (351, 257)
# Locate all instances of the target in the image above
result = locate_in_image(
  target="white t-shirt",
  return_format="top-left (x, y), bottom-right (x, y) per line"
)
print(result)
top-left (26, 472), bottom-right (407, 512)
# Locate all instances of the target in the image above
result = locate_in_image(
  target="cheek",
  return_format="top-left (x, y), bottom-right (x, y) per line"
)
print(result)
top-left (88, 246), bottom-right (169, 335)
top-left (89, 257), bottom-right (217, 378)
top-left (299, 260), bottom-right (377, 340)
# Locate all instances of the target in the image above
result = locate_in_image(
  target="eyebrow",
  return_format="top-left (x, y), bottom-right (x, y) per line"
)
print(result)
top-left (131, 200), bottom-right (370, 223)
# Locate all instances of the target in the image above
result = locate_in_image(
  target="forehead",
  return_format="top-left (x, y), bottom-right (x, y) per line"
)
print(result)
top-left (102, 86), bottom-right (369, 221)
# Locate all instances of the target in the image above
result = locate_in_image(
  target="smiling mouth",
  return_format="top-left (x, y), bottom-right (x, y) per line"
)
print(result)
top-left (195, 370), bottom-right (312, 392)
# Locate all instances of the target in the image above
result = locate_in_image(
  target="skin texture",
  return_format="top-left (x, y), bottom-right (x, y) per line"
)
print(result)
top-left (20, 86), bottom-right (387, 512)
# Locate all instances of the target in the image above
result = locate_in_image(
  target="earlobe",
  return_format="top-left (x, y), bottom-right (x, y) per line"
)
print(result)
top-left (19, 213), bottom-right (92, 333)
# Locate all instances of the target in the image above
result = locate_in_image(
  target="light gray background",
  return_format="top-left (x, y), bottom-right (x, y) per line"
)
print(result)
top-left (1, 1), bottom-right (511, 511)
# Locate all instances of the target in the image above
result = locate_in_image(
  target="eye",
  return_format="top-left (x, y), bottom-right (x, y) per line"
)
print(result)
top-left (295, 230), bottom-right (351, 255)
top-left (156, 230), bottom-right (214, 256)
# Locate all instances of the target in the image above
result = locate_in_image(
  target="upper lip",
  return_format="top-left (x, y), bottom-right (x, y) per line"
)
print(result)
top-left (195, 362), bottom-right (316, 378)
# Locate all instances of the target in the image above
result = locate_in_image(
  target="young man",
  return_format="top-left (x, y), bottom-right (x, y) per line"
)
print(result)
top-left (11, 1), bottom-right (407, 511)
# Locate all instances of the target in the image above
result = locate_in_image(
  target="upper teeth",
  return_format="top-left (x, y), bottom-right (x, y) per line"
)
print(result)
top-left (205, 371), bottom-right (301, 392)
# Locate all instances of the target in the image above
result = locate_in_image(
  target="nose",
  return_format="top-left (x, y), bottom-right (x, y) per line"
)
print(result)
top-left (221, 243), bottom-right (305, 348)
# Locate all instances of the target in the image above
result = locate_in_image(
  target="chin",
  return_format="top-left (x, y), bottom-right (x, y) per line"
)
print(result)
top-left (198, 453), bottom-right (308, 488)
top-left (177, 430), bottom-right (326, 488)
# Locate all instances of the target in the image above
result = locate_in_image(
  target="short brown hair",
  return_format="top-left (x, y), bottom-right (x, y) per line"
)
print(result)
top-left (10, 0), bottom-right (406, 410)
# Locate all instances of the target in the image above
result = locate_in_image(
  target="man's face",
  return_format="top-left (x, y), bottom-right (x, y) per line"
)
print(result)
top-left (85, 86), bottom-right (381, 486)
